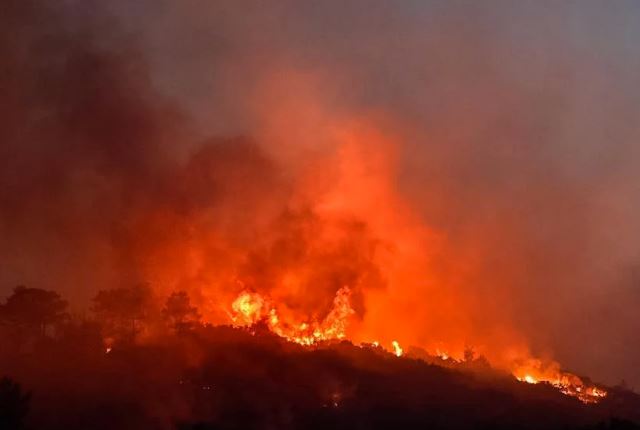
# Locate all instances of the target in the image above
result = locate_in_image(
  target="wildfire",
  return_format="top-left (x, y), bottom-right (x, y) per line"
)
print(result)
top-left (513, 361), bottom-right (607, 404)
top-left (391, 340), bottom-right (403, 357)
top-left (435, 349), bottom-right (449, 361)
top-left (229, 286), bottom-right (355, 345)
top-left (519, 374), bottom-right (538, 384)
top-left (230, 291), bottom-right (267, 325)
top-left (227, 288), bottom-right (607, 404)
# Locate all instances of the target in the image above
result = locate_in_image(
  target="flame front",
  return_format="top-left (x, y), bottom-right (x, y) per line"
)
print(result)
top-left (230, 286), bottom-right (355, 345)
top-left (513, 360), bottom-right (607, 404)
top-left (183, 123), bottom-right (612, 406)
top-left (228, 288), bottom-right (606, 404)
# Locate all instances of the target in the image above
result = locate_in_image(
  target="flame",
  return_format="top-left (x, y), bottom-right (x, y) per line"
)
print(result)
top-left (513, 360), bottom-right (607, 404)
top-left (519, 374), bottom-right (538, 384)
top-left (391, 340), bottom-right (403, 357)
top-left (184, 120), bottom-right (609, 406)
top-left (230, 291), bottom-right (267, 325)
top-left (230, 286), bottom-right (355, 345)
top-left (435, 349), bottom-right (449, 361)
top-left (227, 288), bottom-right (606, 403)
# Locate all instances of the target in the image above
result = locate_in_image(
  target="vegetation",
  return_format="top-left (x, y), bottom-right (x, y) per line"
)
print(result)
top-left (92, 284), bottom-right (153, 344)
top-left (0, 285), bottom-right (639, 430)
top-left (162, 291), bottom-right (201, 334)
top-left (0, 377), bottom-right (30, 430)
top-left (0, 286), bottom-right (68, 338)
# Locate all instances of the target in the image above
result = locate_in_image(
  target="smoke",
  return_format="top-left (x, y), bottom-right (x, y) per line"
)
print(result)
top-left (2, 0), bottom-right (640, 388)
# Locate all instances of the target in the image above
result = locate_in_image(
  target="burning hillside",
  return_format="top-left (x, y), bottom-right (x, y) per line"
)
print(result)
top-left (1, 317), bottom-right (638, 430)
top-left (2, 1), bottom-right (640, 429)
top-left (224, 287), bottom-right (607, 404)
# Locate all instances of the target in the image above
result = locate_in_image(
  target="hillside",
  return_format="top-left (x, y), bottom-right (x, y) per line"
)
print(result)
top-left (2, 326), bottom-right (639, 430)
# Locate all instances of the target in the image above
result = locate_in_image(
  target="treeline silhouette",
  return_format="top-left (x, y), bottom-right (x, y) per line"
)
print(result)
top-left (0, 285), bottom-right (201, 350)
top-left (1, 285), bottom-right (639, 430)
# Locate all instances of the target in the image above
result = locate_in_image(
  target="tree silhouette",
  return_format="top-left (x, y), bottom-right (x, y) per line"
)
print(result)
top-left (0, 286), bottom-right (68, 338)
top-left (162, 291), bottom-right (201, 334)
top-left (0, 377), bottom-right (30, 430)
top-left (463, 346), bottom-right (476, 362)
top-left (92, 284), bottom-right (152, 343)
top-left (57, 316), bottom-right (104, 352)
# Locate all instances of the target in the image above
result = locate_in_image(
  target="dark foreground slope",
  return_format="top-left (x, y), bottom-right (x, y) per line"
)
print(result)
top-left (1, 326), bottom-right (639, 430)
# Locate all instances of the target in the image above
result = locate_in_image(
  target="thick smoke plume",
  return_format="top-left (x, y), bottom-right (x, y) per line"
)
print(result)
top-left (2, 0), bottom-right (640, 388)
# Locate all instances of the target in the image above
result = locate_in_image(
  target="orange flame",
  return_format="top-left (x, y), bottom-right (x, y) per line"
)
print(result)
top-left (230, 286), bottom-right (355, 345)
top-left (391, 340), bottom-right (403, 357)
top-left (228, 289), bottom-right (606, 403)
top-left (513, 360), bottom-right (607, 403)
top-left (182, 118), bottom-right (610, 406)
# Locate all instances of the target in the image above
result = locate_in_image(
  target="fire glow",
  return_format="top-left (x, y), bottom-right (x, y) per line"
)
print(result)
top-left (228, 288), bottom-right (607, 404)
top-left (229, 286), bottom-right (354, 346)
top-left (513, 365), bottom-right (608, 404)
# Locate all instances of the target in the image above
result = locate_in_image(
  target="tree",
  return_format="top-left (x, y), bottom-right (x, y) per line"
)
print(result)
top-left (92, 284), bottom-right (152, 343)
top-left (0, 286), bottom-right (68, 338)
top-left (0, 377), bottom-right (30, 430)
top-left (463, 346), bottom-right (476, 363)
top-left (57, 316), bottom-right (104, 352)
top-left (162, 291), bottom-right (201, 334)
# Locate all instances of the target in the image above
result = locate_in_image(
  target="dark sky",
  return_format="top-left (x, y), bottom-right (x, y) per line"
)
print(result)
top-left (2, 0), bottom-right (640, 388)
